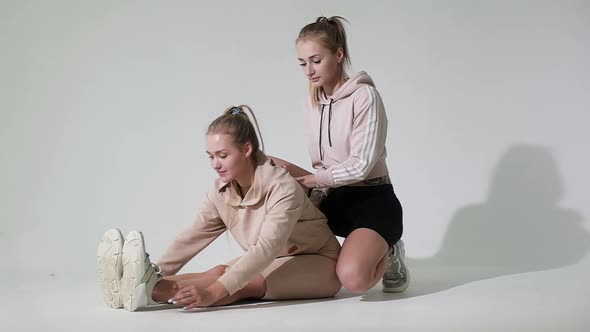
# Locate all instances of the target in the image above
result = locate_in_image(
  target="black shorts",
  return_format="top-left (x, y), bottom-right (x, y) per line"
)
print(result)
top-left (319, 184), bottom-right (403, 248)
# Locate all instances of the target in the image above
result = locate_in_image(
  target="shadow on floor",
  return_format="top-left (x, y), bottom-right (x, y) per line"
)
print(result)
top-left (362, 143), bottom-right (589, 302)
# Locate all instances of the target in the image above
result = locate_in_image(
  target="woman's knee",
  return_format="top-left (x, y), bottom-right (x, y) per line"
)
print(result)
top-left (336, 263), bottom-right (375, 293)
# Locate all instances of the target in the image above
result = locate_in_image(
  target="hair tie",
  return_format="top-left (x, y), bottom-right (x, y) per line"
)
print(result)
top-left (230, 107), bottom-right (243, 115)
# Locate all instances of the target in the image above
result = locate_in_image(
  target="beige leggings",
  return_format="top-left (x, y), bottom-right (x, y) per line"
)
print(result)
top-left (225, 236), bottom-right (342, 300)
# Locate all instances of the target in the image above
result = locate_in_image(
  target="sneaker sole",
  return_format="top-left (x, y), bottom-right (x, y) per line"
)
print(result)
top-left (97, 228), bottom-right (124, 308)
top-left (121, 231), bottom-right (148, 312)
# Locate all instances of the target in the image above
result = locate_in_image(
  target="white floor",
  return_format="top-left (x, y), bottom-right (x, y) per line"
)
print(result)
top-left (3, 257), bottom-right (588, 332)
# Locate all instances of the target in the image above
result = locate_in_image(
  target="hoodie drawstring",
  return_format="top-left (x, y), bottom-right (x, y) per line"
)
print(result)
top-left (319, 104), bottom-right (325, 161)
top-left (328, 98), bottom-right (333, 147)
top-left (318, 98), bottom-right (334, 161)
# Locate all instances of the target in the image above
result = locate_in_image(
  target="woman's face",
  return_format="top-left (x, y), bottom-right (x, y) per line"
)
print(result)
top-left (206, 133), bottom-right (252, 183)
top-left (297, 38), bottom-right (343, 89)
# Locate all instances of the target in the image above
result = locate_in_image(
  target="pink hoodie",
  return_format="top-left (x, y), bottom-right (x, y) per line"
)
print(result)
top-left (303, 71), bottom-right (390, 188)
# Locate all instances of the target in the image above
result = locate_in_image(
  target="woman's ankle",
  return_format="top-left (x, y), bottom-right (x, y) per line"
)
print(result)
top-left (152, 279), bottom-right (179, 302)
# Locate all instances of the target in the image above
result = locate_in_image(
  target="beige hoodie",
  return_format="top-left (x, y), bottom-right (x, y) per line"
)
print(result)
top-left (303, 71), bottom-right (390, 188)
top-left (157, 151), bottom-right (336, 295)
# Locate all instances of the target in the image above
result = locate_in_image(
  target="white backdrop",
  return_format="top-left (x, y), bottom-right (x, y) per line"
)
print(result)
top-left (1, 0), bottom-right (588, 286)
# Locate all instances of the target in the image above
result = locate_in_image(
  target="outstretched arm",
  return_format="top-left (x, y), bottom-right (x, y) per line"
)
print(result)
top-left (157, 192), bottom-right (226, 276)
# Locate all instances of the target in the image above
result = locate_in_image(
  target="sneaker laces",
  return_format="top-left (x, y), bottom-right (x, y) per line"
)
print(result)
top-left (144, 253), bottom-right (162, 280)
top-left (151, 263), bottom-right (162, 279)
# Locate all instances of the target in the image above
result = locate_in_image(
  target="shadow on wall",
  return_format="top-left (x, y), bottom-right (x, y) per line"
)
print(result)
top-left (363, 143), bottom-right (588, 300)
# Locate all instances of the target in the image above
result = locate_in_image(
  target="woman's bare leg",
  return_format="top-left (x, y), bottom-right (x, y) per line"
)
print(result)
top-left (151, 265), bottom-right (266, 306)
top-left (152, 265), bottom-right (227, 301)
top-left (336, 228), bottom-right (390, 293)
top-left (262, 254), bottom-right (341, 300)
top-left (209, 275), bottom-right (266, 306)
top-left (152, 252), bottom-right (342, 307)
top-left (161, 264), bottom-right (227, 282)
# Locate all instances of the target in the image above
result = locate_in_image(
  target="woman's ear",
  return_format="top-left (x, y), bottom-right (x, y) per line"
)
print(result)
top-left (242, 142), bottom-right (254, 158)
top-left (336, 47), bottom-right (344, 63)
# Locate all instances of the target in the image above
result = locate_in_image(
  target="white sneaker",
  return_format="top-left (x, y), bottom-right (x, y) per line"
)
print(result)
top-left (97, 228), bottom-right (124, 308)
top-left (382, 239), bottom-right (410, 293)
top-left (121, 231), bottom-right (162, 311)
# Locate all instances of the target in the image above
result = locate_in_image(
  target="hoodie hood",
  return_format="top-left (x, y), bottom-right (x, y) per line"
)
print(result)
top-left (215, 150), bottom-right (275, 207)
top-left (318, 71), bottom-right (375, 104)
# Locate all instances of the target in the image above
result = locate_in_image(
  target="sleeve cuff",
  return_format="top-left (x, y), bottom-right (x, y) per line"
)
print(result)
top-left (216, 273), bottom-right (242, 296)
top-left (314, 170), bottom-right (335, 188)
